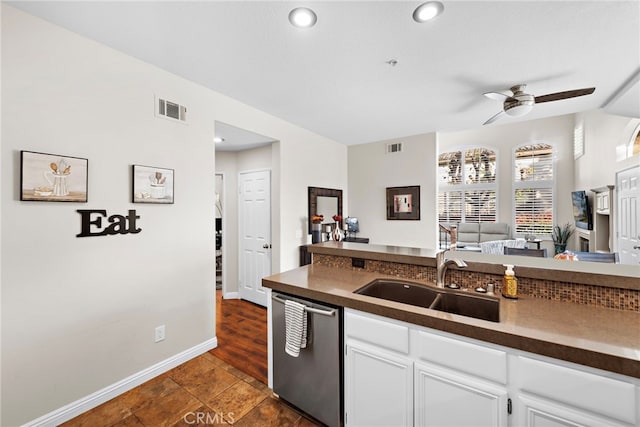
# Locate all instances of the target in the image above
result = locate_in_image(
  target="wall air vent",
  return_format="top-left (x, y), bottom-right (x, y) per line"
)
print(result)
top-left (386, 142), bottom-right (403, 154)
top-left (156, 96), bottom-right (187, 123)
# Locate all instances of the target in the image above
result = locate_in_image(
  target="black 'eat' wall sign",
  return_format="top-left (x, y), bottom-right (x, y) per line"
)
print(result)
top-left (77, 209), bottom-right (142, 237)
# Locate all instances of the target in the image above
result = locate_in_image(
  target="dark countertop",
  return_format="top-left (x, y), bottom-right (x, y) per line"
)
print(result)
top-left (307, 241), bottom-right (640, 290)
top-left (263, 264), bottom-right (640, 378)
top-left (308, 241), bottom-right (440, 267)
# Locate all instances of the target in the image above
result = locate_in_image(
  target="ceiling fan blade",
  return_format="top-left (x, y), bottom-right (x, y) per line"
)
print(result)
top-left (483, 110), bottom-right (506, 125)
top-left (534, 87), bottom-right (595, 104)
top-left (483, 91), bottom-right (512, 101)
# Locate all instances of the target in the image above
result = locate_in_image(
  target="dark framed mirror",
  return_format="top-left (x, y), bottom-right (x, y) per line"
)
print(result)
top-left (308, 187), bottom-right (343, 234)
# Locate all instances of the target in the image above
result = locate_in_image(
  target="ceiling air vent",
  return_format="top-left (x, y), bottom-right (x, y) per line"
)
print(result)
top-left (156, 96), bottom-right (187, 122)
top-left (386, 142), bottom-right (403, 154)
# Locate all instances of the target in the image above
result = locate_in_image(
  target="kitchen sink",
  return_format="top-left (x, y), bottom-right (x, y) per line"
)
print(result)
top-left (354, 278), bottom-right (441, 308)
top-left (354, 279), bottom-right (500, 322)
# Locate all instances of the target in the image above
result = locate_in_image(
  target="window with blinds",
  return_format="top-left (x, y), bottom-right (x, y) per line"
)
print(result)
top-left (513, 143), bottom-right (554, 235)
top-left (438, 148), bottom-right (497, 229)
top-left (438, 191), bottom-right (462, 223)
top-left (573, 122), bottom-right (584, 159)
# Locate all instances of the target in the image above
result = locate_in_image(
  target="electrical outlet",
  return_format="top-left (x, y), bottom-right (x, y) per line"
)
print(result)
top-left (352, 258), bottom-right (366, 268)
top-left (155, 325), bottom-right (166, 343)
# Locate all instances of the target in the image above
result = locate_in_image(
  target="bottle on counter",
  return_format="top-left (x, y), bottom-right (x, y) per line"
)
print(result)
top-left (502, 264), bottom-right (518, 299)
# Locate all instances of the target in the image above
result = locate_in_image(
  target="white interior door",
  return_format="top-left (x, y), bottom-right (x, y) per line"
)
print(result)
top-left (616, 165), bottom-right (639, 265)
top-left (238, 170), bottom-right (271, 306)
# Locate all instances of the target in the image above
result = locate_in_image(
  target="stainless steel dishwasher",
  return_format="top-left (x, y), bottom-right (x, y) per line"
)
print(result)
top-left (272, 292), bottom-right (342, 427)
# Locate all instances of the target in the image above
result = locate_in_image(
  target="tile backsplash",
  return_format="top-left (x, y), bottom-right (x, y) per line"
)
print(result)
top-left (313, 253), bottom-right (639, 312)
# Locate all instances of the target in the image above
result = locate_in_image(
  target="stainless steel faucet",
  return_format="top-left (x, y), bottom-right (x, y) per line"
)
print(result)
top-left (436, 249), bottom-right (468, 288)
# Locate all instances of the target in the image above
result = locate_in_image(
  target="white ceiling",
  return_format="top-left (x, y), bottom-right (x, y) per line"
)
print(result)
top-left (9, 1), bottom-right (640, 147)
top-left (214, 121), bottom-right (276, 152)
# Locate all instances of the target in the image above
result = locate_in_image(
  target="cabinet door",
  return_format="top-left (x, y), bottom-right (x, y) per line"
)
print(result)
top-left (414, 362), bottom-right (508, 427)
top-left (514, 356), bottom-right (636, 425)
top-left (345, 344), bottom-right (413, 427)
top-left (516, 394), bottom-right (629, 427)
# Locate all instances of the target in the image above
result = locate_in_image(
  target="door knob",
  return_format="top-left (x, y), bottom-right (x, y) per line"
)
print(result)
top-left (263, 243), bottom-right (272, 249)
top-left (634, 246), bottom-right (640, 250)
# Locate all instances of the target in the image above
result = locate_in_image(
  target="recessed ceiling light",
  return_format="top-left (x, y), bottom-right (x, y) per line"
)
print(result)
top-left (413, 1), bottom-right (444, 23)
top-left (214, 136), bottom-right (225, 143)
top-left (289, 7), bottom-right (317, 28)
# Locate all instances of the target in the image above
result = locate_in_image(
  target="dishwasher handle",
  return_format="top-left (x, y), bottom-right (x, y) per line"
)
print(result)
top-left (272, 295), bottom-right (336, 317)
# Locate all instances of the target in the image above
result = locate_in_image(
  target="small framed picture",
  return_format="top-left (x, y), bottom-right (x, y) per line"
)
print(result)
top-left (386, 186), bottom-right (420, 220)
top-left (20, 150), bottom-right (88, 202)
top-left (132, 165), bottom-right (174, 204)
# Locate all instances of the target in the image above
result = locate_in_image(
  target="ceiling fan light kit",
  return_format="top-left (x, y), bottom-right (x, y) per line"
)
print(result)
top-left (483, 84), bottom-right (595, 125)
top-left (504, 103), bottom-right (533, 117)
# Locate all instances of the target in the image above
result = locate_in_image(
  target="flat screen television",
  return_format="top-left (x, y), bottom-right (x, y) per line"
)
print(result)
top-left (571, 190), bottom-right (593, 230)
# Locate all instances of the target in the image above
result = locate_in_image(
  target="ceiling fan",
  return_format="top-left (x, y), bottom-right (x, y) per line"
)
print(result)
top-left (483, 84), bottom-right (595, 125)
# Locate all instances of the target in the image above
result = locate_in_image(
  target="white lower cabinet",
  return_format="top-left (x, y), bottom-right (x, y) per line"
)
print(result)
top-left (344, 309), bottom-right (639, 427)
top-left (512, 356), bottom-right (637, 427)
top-left (414, 362), bottom-right (508, 427)
top-left (515, 394), bottom-right (630, 427)
top-left (345, 344), bottom-right (413, 427)
top-left (344, 309), bottom-right (507, 427)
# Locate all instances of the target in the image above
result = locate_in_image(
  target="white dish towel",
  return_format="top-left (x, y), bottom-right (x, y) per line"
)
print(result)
top-left (284, 299), bottom-right (308, 357)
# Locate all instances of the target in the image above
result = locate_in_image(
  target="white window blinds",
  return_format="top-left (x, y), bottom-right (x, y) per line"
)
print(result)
top-left (513, 144), bottom-right (554, 235)
top-left (438, 148), bottom-right (497, 226)
top-left (438, 191), bottom-right (462, 224)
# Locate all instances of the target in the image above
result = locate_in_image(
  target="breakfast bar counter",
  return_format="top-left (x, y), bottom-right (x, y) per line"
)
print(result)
top-left (263, 263), bottom-right (640, 379)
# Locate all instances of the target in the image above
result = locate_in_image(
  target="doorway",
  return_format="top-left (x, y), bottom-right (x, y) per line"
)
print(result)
top-left (214, 121), bottom-right (277, 300)
top-left (215, 173), bottom-right (224, 290)
top-left (214, 121), bottom-right (277, 382)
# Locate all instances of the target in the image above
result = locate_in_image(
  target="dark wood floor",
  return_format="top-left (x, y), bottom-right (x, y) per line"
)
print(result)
top-left (210, 290), bottom-right (268, 384)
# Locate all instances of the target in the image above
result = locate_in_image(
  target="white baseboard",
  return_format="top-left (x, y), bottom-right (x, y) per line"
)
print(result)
top-left (223, 291), bottom-right (239, 299)
top-left (24, 337), bottom-right (218, 427)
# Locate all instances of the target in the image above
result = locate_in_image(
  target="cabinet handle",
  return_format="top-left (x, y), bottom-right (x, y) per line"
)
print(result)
top-left (272, 295), bottom-right (336, 317)
top-left (507, 398), bottom-right (512, 415)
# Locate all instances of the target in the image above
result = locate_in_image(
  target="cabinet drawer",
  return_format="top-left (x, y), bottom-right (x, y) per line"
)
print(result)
top-left (416, 330), bottom-right (507, 384)
top-left (516, 356), bottom-right (636, 425)
top-left (345, 310), bottom-right (409, 354)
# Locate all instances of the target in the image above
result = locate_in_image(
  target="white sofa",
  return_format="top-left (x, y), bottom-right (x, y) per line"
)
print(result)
top-left (455, 223), bottom-right (511, 249)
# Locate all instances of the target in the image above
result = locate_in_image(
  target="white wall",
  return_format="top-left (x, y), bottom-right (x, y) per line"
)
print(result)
top-left (237, 144), bottom-right (273, 172)
top-left (348, 133), bottom-right (438, 248)
top-left (1, 7), bottom-right (215, 425)
top-left (574, 110), bottom-right (639, 254)
top-left (1, 6), bottom-right (345, 425)
top-left (575, 109), bottom-right (640, 190)
top-left (280, 137), bottom-right (347, 268)
top-left (347, 116), bottom-right (576, 251)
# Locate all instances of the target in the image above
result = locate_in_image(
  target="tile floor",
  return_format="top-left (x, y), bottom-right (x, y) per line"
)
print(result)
top-left (62, 351), bottom-right (321, 427)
